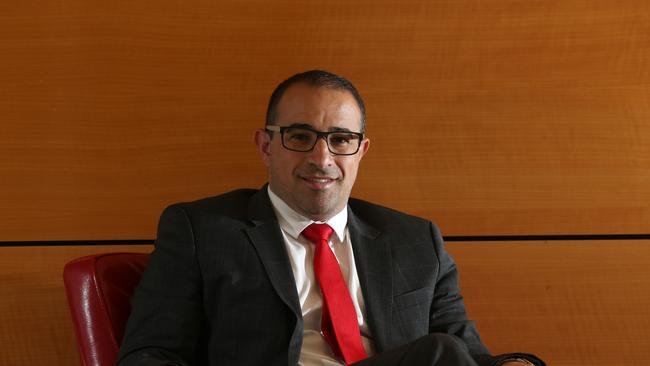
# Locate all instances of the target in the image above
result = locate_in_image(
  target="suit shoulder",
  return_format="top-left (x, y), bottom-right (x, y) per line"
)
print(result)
top-left (164, 188), bottom-right (258, 217)
top-left (348, 197), bottom-right (433, 228)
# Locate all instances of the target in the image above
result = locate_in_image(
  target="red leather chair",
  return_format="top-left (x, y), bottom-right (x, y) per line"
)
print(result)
top-left (63, 253), bottom-right (149, 366)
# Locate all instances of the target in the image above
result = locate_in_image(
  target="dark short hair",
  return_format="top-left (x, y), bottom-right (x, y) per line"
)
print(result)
top-left (266, 70), bottom-right (366, 132)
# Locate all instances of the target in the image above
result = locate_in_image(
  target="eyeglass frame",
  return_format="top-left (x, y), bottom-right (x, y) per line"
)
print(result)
top-left (265, 124), bottom-right (365, 156)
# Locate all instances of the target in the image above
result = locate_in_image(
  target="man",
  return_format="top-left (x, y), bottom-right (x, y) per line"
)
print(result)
top-left (118, 70), bottom-right (544, 366)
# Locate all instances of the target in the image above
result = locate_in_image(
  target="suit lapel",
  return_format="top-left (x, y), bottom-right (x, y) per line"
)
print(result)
top-left (244, 188), bottom-right (301, 317)
top-left (348, 208), bottom-right (394, 352)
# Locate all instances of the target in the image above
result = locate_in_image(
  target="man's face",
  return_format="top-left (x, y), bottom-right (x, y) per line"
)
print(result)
top-left (255, 83), bottom-right (369, 221)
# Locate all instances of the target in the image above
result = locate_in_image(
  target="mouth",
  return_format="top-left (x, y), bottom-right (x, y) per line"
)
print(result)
top-left (301, 176), bottom-right (337, 190)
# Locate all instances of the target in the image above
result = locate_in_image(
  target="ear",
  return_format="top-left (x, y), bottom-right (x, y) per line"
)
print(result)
top-left (254, 128), bottom-right (272, 167)
top-left (358, 137), bottom-right (370, 159)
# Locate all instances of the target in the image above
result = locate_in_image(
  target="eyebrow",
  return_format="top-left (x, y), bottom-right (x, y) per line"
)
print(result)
top-left (286, 123), bottom-right (355, 133)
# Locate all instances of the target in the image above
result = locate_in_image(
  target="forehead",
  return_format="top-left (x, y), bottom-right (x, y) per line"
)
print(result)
top-left (275, 83), bottom-right (362, 130)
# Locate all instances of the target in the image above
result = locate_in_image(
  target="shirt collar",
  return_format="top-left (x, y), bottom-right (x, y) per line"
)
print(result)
top-left (267, 186), bottom-right (347, 243)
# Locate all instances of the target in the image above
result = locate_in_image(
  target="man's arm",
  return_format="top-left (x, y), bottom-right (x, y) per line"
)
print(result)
top-left (428, 222), bottom-right (545, 366)
top-left (117, 204), bottom-right (204, 366)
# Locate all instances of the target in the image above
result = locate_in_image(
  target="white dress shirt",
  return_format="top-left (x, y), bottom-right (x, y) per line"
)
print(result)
top-left (267, 187), bottom-right (375, 365)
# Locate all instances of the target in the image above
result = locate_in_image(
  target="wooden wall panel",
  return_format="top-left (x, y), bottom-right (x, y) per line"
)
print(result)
top-left (447, 240), bottom-right (650, 366)
top-left (0, 245), bottom-right (152, 366)
top-left (2, 242), bottom-right (648, 365)
top-left (1, 0), bottom-right (649, 240)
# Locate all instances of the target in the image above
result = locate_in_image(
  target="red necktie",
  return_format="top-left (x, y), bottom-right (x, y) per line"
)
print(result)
top-left (302, 223), bottom-right (368, 364)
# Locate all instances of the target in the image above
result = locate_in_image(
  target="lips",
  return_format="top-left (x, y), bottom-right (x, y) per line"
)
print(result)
top-left (301, 176), bottom-right (337, 190)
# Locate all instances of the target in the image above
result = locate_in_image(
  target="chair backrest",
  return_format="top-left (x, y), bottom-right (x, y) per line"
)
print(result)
top-left (63, 253), bottom-right (149, 366)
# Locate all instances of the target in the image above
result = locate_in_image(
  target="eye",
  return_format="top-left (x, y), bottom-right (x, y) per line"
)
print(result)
top-left (285, 129), bottom-right (316, 144)
top-left (329, 133), bottom-right (354, 146)
top-left (289, 133), bottom-right (312, 142)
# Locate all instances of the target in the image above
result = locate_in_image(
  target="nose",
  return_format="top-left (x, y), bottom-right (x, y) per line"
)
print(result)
top-left (307, 136), bottom-right (334, 167)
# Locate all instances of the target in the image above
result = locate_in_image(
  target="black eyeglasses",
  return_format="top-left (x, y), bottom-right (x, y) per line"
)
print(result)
top-left (265, 125), bottom-right (364, 156)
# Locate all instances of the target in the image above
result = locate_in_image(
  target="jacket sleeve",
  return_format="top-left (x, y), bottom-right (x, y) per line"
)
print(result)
top-left (117, 204), bottom-right (204, 366)
top-left (428, 223), bottom-right (545, 366)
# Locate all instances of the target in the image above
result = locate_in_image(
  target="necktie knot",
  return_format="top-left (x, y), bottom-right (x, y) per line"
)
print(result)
top-left (302, 223), bottom-right (334, 244)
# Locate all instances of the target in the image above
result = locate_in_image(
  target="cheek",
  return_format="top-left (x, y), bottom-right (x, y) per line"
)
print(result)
top-left (340, 160), bottom-right (360, 181)
top-left (271, 154), bottom-right (298, 180)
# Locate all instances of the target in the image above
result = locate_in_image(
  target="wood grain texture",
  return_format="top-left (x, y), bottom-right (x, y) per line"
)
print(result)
top-left (2, 242), bottom-right (648, 365)
top-left (0, 245), bottom-right (152, 366)
top-left (447, 240), bottom-right (650, 366)
top-left (1, 1), bottom-right (649, 239)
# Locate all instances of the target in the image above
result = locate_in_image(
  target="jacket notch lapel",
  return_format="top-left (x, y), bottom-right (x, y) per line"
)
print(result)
top-left (348, 210), bottom-right (394, 352)
top-left (244, 187), bottom-right (304, 365)
top-left (245, 188), bottom-right (302, 318)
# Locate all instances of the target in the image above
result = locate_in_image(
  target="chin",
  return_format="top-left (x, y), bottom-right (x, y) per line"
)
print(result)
top-left (300, 203), bottom-right (335, 220)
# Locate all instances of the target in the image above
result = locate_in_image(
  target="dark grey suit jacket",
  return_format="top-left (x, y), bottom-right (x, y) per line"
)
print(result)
top-left (117, 187), bottom-right (537, 366)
